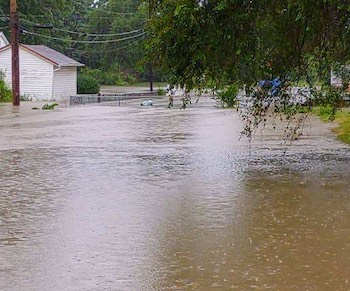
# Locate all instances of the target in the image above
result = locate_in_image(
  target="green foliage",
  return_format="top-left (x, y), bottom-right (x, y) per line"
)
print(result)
top-left (0, 76), bottom-right (11, 103)
top-left (77, 74), bottom-right (100, 94)
top-left (6, 0), bottom-right (152, 83)
top-left (147, 1), bottom-right (350, 89)
top-left (146, 0), bottom-right (350, 141)
top-left (157, 88), bottom-right (166, 95)
top-left (334, 113), bottom-right (350, 144)
top-left (42, 103), bottom-right (59, 110)
top-left (217, 84), bottom-right (240, 107)
top-left (311, 86), bottom-right (345, 121)
top-left (314, 107), bottom-right (350, 144)
top-left (316, 106), bottom-right (337, 121)
top-left (80, 67), bottom-right (136, 86)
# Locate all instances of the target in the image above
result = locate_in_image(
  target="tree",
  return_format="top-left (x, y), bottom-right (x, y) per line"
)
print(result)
top-left (146, 0), bottom-right (350, 140)
top-left (147, 0), bottom-right (350, 88)
top-left (0, 0), bottom-right (150, 84)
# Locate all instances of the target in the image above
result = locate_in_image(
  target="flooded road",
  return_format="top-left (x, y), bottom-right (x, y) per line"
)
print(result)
top-left (1, 98), bottom-right (350, 290)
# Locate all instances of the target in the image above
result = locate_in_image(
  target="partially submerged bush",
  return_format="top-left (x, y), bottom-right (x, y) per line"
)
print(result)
top-left (0, 76), bottom-right (11, 103)
top-left (77, 74), bottom-right (100, 94)
top-left (157, 88), bottom-right (165, 95)
top-left (217, 84), bottom-right (239, 107)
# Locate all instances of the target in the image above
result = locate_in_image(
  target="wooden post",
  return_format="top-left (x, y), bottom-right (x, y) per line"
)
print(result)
top-left (148, 63), bottom-right (153, 92)
top-left (148, 0), bottom-right (154, 92)
top-left (10, 0), bottom-right (20, 106)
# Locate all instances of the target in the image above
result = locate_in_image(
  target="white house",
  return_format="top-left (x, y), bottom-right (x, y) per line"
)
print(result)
top-left (0, 34), bottom-right (84, 101)
top-left (331, 70), bottom-right (342, 87)
top-left (0, 32), bottom-right (9, 48)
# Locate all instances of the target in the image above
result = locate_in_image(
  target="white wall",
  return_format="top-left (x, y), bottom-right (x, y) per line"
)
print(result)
top-left (331, 70), bottom-right (343, 88)
top-left (0, 47), bottom-right (53, 100)
top-left (0, 36), bottom-right (8, 49)
top-left (0, 47), bottom-right (11, 83)
top-left (52, 66), bottom-right (77, 102)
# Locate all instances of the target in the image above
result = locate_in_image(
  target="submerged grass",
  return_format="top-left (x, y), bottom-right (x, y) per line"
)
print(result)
top-left (313, 106), bottom-right (350, 144)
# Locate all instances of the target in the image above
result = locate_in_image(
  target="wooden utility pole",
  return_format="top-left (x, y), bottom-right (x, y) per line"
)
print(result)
top-left (148, 0), bottom-right (154, 92)
top-left (10, 0), bottom-right (20, 106)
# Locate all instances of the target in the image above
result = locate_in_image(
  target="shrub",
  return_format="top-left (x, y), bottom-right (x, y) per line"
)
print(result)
top-left (157, 88), bottom-right (166, 95)
top-left (79, 67), bottom-right (138, 86)
top-left (77, 74), bottom-right (100, 94)
top-left (217, 84), bottom-right (240, 107)
top-left (0, 76), bottom-right (11, 103)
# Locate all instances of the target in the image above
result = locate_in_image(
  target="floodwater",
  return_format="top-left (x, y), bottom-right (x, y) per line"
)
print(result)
top-left (1, 98), bottom-right (350, 290)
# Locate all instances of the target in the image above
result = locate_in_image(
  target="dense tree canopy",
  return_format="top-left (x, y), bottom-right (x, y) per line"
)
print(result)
top-left (147, 0), bottom-right (350, 88)
top-left (0, 0), bottom-right (149, 83)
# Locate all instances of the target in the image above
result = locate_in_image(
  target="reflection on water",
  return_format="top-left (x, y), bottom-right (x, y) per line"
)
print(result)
top-left (1, 100), bottom-right (350, 290)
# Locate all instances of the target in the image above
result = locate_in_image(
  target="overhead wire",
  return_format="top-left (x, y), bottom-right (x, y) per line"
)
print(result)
top-left (73, 35), bottom-right (146, 55)
top-left (19, 13), bottom-right (147, 21)
top-left (21, 19), bottom-right (144, 37)
top-left (19, 11), bottom-right (146, 17)
top-left (23, 30), bottom-right (147, 44)
top-left (88, 10), bottom-right (147, 16)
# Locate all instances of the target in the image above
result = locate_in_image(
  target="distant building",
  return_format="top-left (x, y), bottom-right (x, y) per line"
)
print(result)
top-left (0, 33), bottom-right (84, 101)
top-left (331, 70), bottom-right (342, 88)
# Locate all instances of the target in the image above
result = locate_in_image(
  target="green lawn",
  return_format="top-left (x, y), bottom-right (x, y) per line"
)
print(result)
top-left (314, 107), bottom-right (350, 144)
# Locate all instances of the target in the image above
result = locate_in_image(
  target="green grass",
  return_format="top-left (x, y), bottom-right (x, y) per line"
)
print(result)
top-left (313, 106), bottom-right (350, 144)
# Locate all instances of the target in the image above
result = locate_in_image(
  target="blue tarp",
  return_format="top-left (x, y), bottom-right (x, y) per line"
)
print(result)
top-left (258, 78), bottom-right (282, 96)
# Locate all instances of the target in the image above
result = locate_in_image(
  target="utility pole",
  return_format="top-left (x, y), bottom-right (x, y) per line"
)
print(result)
top-left (10, 0), bottom-right (20, 106)
top-left (148, 0), bottom-right (154, 92)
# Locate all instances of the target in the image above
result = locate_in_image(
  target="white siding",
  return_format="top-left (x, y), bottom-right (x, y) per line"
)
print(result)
top-left (0, 32), bottom-right (9, 48)
top-left (0, 47), bottom-right (11, 83)
top-left (0, 47), bottom-right (53, 100)
top-left (52, 66), bottom-right (77, 101)
top-left (331, 70), bottom-right (343, 87)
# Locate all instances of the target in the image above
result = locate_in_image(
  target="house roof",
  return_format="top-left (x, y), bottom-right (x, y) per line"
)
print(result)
top-left (0, 44), bottom-right (84, 67)
top-left (22, 45), bottom-right (84, 67)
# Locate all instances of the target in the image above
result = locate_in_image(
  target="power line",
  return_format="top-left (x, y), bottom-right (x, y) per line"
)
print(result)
top-left (89, 10), bottom-right (147, 16)
top-left (54, 27), bottom-right (144, 37)
top-left (21, 18), bottom-right (144, 37)
top-left (73, 35), bottom-right (146, 54)
top-left (19, 10), bottom-right (146, 16)
top-left (20, 14), bottom-right (147, 21)
top-left (23, 30), bottom-right (147, 44)
top-left (22, 19), bottom-right (143, 37)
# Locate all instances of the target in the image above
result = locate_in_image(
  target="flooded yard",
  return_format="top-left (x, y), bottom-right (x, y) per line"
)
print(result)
top-left (1, 98), bottom-right (350, 290)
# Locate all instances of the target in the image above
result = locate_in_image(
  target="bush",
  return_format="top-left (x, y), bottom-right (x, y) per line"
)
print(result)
top-left (217, 84), bottom-right (240, 107)
top-left (77, 74), bottom-right (100, 94)
top-left (0, 76), bottom-right (11, 103)
top-left (157, 88), bottom-right (166, 95)
top-left (79, 67), bottom-right (138, 86)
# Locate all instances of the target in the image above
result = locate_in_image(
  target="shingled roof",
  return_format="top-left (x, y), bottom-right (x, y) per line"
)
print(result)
top-left (0, 44), bottom-right (84, 67)
top-left (21, 45), bottom-right (84, 67)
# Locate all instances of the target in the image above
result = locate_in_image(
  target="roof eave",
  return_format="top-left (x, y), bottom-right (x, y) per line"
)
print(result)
top-left (58, 63), bottom-right (85, 67)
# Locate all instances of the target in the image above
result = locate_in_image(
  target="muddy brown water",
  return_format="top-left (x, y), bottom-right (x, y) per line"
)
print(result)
top-left (1, 98), bottom-right (350, 290)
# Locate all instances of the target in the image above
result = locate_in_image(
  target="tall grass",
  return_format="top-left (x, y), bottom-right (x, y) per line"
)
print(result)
top-left (314, 106), bottom-right (350, 144)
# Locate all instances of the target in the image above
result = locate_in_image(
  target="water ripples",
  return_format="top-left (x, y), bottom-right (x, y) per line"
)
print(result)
top-left (1, 101), bottom-right (350, 290)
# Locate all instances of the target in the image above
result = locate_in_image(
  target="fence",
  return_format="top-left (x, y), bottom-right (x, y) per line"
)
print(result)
top-left (70, 92), bottom-right (158, 106)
